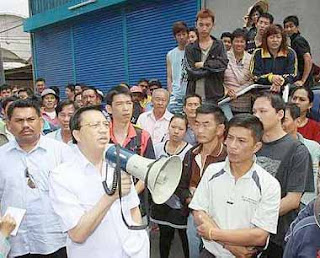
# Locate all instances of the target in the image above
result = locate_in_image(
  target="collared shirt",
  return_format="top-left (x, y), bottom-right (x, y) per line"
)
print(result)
top-left (136, 109), bottom-right (173, 145)
top-left (49, 145), bottom-right (149, 258)
top-left (0, 136), bottom-right (74, 257)
top-left (189, 157), bottom-right (281, 257)
top-left (183, 126), bottom-right (197, 146)
top-left (45, 128), bottom-right (73, 146)
top-left (109, 122), bottom-right (155, 158)
top-left (189, 143), bottom-right (227, 189)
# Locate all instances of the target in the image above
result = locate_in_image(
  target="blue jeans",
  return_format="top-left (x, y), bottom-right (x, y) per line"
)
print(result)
top-left (187, 214), bottom-right (201, 258)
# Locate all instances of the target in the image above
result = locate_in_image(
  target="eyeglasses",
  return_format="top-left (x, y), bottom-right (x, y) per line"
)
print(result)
top-left (25, 168), bottom-right (36, 189)
top-left (81, 121), bottom-right (110, 129)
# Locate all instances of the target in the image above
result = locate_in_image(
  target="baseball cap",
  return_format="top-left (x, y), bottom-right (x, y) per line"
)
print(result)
top-left (41, 88), bottom-right (58, 98)
top-left (130, 86), bottom-right (143, 94)
top-left (148, 79), bottom-right (162, 88)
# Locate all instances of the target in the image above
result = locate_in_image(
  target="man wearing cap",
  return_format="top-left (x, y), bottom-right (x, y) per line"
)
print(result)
top-left (130, 86), bottom-right (144, 124)
top-left (284, 194), bottom-right (320, 258)
top-left (41, 88), bottom-right (60, 128)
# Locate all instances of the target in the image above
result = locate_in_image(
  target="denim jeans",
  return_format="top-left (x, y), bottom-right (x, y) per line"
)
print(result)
top-left (187, 214), bottom-right (201, 258)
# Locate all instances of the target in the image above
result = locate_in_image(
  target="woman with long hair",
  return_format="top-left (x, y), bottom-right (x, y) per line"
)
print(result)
top-left (151, 114), bottom-right (192, 258)
top-left (291, 87), bottom-right (320, 142)
top-left (250, 24), bottom-right (298, 93)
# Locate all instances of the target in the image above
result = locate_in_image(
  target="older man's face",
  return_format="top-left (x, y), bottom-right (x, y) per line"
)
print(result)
top-left (152, 90), bottom-right (169, 114)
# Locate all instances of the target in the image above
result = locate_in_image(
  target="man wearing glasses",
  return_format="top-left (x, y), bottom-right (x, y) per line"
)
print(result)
top-left (0, 99), bottom-right (73, 257)
top-left (49, 106), bottom-right (149, 258)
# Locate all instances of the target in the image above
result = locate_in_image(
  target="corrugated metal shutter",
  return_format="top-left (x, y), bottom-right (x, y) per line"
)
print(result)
top-left (125, 0), bottom-right (198, 86)
top-left (73, 8), bottom-right (126, 93)
top-left (34, 24), bottom-right (74, 88)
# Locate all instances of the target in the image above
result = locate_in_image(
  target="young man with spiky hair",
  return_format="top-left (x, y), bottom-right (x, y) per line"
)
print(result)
top-left (167, 21), bottom-right (189, 114)
top-left (185, 9), bottom-right (228, 104)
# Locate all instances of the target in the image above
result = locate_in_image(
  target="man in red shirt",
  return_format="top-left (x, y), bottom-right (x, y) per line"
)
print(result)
top-left (105, 86), bottom-right (155, 204)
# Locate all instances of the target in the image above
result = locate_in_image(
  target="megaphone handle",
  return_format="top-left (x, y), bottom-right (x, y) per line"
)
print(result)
top-left (117, 158), bottom-right (159, 230)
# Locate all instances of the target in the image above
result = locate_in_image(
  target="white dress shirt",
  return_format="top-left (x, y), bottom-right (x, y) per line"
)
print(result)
top-left (0, 136), bottom-right (74, 257)
top-left (136, 109), bottom-right (173, 145)
top-left (45, 128), bottom-right (73, 146)
top-left (49, 146), bottom-right (150, 258)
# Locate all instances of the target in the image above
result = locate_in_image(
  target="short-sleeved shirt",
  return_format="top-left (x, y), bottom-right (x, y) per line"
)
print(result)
top-left (136, 109), bottom-right (173, 145)
top-left (298, 133), bottom-right (320, 204)
top-left (257, 134), bottom-right (314, 246)
top-left (49, 145), bottom-right (149, 258)
top-left (189, 158), bottom-right (281, 257)
top-left (290, 32), bottom-right (313, 85)
top-left (0, 136), bottom-right (74, 257)
top-left (298, 118), bottom-right (320, 143)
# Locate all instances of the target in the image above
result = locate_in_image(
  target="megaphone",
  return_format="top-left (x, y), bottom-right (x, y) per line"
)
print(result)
top-left (104, 144), bottom-right (183, 204)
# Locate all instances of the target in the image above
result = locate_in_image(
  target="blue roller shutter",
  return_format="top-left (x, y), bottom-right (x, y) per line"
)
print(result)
top-left (34, 24), bottom-right (73, 88)
top-left (73, 8), bottom-right (126, 93)
top-left (125, 0), bottom-right (198, 86)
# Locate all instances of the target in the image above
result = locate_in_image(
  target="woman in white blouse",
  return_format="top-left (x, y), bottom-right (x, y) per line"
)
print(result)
top-left (152, 114), bottom-right (192, 258)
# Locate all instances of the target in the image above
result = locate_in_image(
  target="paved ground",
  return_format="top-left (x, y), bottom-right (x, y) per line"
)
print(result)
top-left (150, 229), bottom-right (185, 258)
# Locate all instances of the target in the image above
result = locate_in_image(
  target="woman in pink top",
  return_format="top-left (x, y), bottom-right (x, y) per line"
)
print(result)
top-left (224, 29), bottom-right (253, 114)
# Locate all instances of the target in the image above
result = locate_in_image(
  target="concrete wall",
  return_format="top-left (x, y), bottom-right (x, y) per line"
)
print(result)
top-left (203, 0), bottom-right (320, 65)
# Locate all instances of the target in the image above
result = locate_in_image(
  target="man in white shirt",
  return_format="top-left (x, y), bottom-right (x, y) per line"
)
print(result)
top-left (49, 106), bottom-right (149, 258)
top-left (45, 100), bottom-right (76, 145)
top-left (0, 99), bottom-right (73, 257)
top-left (137, 88), bottom-right (173, 145)
top-left (189, 114), bottom-right (281, 257)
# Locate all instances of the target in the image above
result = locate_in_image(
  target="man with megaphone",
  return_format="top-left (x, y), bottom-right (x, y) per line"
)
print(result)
top-left (48, 106), bottom-right (149, 258)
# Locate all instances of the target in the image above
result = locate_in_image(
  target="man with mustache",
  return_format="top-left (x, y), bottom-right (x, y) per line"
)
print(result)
top-left (0, 98), bottom-right (73, 257)
top-left (49, 106), bottom-right (149, 258)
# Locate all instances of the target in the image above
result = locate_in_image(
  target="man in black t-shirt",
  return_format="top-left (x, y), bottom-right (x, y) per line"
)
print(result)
top-left (284, 15), bottom-right (314, 88)
top-left (252, 93), bottom-right (314, 258)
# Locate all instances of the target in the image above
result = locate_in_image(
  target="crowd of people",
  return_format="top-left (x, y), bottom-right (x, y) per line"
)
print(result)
top-left (0, 4), bottom-right (319, 258)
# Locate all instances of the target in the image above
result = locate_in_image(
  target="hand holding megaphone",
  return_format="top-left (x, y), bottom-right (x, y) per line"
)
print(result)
top-left (104, 144), bottom-right (183, 204)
